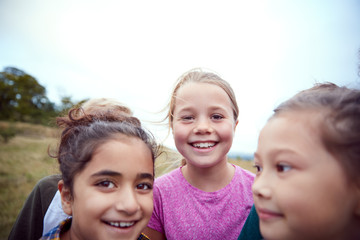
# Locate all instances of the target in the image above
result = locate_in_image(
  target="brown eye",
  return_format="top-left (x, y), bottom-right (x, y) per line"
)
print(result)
top-left (182, 116), bottom-right (194, 121)
top-left (253, 164), bottom-right (263, 173)
top-left (137, 183), bottom-right (152, 190)
top-left (96, 180), bottom-right (115, 188)
top-left (276, 164), bottom-right (292, 172)
top-left (211, 114), bottom-right (224, 120)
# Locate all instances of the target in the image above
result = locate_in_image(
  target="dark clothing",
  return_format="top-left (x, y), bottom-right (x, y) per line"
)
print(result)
top-left (237, 205), bottom-right (263, 240)
top-left (8, 175), bottom-right (61, 240)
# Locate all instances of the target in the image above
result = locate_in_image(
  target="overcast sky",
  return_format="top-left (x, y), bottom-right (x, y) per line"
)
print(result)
top-left (1, 0), bottom-right (359, 155)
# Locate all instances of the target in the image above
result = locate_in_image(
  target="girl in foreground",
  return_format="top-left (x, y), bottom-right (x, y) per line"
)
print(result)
top-left (9, 98), bottom-right (141, 240)
top-left (250, 83), bottom-right (360, 240)
top-left (41, 104), bottom-right (158, 239)
top-left (144, 69), bottom-right (254, 239)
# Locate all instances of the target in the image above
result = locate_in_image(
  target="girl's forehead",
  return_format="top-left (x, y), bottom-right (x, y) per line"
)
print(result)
top-left (274, 109), bottom-right (325, 123)
top-left (180, 81), bottom-right (220, 89)
top-left (176, 82), bottom-right (226, 97)
top-left (89, 138), bottom-right (154, 170)
top-left (175, 84), bottom-right (229, 104)
top-left (264, 110), bottom-right (325, 144)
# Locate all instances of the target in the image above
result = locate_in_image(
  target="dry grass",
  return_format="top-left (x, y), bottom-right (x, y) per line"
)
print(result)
top-left (0, 136), bottom-right (59, 239)
top-left (229, 158), bottom-right (256, 173)
top-left (0, 121), bottom-right (60, 139)
top-left (0, 123), bottom-right (255, 239)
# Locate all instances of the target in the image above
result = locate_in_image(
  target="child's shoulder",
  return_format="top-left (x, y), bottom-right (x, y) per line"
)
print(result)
top-left (36, 174), bottom-right (62, 189)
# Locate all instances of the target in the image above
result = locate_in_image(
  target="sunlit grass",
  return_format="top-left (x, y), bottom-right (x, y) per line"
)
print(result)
top-left (0, 136), bottom-right (59, 239)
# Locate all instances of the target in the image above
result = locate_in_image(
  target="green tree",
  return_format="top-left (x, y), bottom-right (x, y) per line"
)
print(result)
top-left (0, 67), bottom-right (57, 125)
top-left (60, 96), bottom-right (74, 111)
top-left (0, 125), bottom-right (16, 143)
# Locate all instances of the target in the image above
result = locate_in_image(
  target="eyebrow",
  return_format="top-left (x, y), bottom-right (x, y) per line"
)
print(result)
top-left (254, 149), bottom-right (299, 160)
top-left (138, 173), bottom-right (154, 181)
top-left (91, 170), bottom-right (154, 180)
top-left (176, 105), bottom-right (228, 114)
top-left (91, 170), bottom-right (122, 177)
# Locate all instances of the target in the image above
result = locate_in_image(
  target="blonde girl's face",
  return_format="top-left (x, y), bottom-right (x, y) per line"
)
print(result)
top-left (171, 82), bottom-right (237, 170)
top-left (252, 111), bottom-right (360, 240)
top-left (60, 137), bottom-right (154, 240)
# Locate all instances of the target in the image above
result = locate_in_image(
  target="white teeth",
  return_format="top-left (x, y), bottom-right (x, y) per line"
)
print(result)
top-left (192, 142), bottom-right (215, 148)
top-left (109, 221), bottom-right (135, 228)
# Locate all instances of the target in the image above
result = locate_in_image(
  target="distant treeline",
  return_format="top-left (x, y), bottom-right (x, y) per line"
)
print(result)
top-left (0, 67), bottom-right (85, 126)
top-left (228, 152), bottom-right (254, 161)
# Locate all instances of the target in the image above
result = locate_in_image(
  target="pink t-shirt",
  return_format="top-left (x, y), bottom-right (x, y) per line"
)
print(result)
top-left (148, 165), bottom-right (254, 240)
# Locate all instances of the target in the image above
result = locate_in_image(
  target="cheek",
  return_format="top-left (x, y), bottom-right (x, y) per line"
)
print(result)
top-left (71, 192), bottom-right (100, 217)
top-left (219, 123), bottom-right (236, 141)
top-left (172, 125), bottom-right (188, 142)
top-left (277, 176), bottom-right (317, 209)
top-left (279, 178), bottom-right (350, 231)
top-left (141, 193), bottom-right (154, 219)
top-left (71, 183), bottom-right (111, 217)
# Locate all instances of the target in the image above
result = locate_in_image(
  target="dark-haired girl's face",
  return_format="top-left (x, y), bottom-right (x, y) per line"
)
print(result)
top-left (61, 136), bottom-right (154, 240)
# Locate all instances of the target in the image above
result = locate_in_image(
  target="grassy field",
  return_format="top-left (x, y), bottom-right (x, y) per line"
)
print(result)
top-left (0, 122), bottom-right (255, 239)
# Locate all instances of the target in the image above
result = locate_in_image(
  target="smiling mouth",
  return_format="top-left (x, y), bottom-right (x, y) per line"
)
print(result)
top-left (104, 221), bottom-right (136, 228)
top-left (191, 142), bottom-right (216, 149)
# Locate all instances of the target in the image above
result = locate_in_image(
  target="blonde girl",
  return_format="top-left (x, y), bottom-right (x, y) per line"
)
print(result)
top-left (144, 69), bottom-right (254, 239)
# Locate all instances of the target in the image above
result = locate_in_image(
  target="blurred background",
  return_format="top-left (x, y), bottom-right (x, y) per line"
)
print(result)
top-left (0, 0), bottom-right (359, 238)
top-left (1, 0), bottom-right (359, 154)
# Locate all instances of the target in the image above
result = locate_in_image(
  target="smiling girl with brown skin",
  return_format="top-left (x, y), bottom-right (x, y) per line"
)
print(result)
top-left (41, 105), bottom-right (158, 240)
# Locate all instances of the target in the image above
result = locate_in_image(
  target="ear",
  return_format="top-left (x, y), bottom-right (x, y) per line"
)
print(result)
top-left (58, 180), bottom-right (73, 216)
top-left (234, 120), bottom-right (239, 130)
top-left (171, 125), bottom-right (174, 137)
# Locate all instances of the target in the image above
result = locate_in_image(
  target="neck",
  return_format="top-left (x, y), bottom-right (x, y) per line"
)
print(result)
top-left (181, 161), bottom-right (235, 192)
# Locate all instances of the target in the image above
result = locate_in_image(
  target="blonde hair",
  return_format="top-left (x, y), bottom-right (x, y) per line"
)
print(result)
top-left (80, 98), bottom-right (132, 116)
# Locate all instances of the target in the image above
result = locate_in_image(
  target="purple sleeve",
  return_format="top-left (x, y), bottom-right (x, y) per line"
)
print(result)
top-left (147, 182), bottom-right (164, 233)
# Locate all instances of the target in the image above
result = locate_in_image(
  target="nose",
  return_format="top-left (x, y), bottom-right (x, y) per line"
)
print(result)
top-left (115, 187), bottom-right (140, 215)
top-left (193, 117), bottom-right (213, 134)
top-left (252, 174), bottom-right (272, 199)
